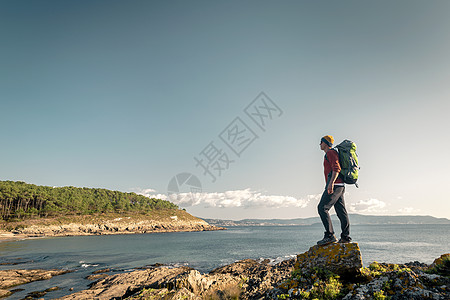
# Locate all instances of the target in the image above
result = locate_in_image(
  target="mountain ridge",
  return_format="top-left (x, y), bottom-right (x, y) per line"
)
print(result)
top-left (202, 214), bottom-right (450, 226)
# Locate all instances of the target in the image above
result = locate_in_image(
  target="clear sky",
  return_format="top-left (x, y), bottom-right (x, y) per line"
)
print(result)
top-left (1, 0), bottom-right (449, 220)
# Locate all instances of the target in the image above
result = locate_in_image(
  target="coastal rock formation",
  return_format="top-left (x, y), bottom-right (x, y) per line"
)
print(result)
top-left (343, 261), bottom-right (450, 299)
top-left (0, 269), bottom-right (70, 298)
top-left (10, 218), bottom-right (221, 238)
top-left (2, 252), bottom-right (449, 299)
top-left (59, 266), bottom-right (245, 300)
top-left (430, 253), bottom-right (450, 276)
top-left (57, 252), bottom-right (449, 299)
top-left (294, 243), bottom-right (363, 277)
top-left (211, 258), bottom-right (296, 298)
top-left (273, 250), bottom-right (450, 300)
top-left (59, 267), bottom-right (196, 299)
top-left (57, 259), bottom-right (296, 300)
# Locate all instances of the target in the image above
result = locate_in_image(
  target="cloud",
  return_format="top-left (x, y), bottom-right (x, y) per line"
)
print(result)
top-left (398, 207), bottom-right (420, 214)
top-left (138, 188), bottom-right (157, 194)
top-left (349, 198), bottom-right (387, 213)
top-left (134, 187), bottom-right (319, 209)
top-left (134, 188), bottom-right (168, 201)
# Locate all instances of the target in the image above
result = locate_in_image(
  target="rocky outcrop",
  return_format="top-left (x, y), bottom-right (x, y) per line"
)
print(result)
top-left (59, 267), bottom-right (195, 299)
top-left (55, 251), bottom-right (450, 300)
top-left (58, 266), bottom-right (245, 300)
top-left (343, 261), bottom-right (450, 300)
top-left (10, 218), bottom-right (221, 238)
top-left (294, 243), bottom-right (363, 277)
top-left (274, 247), bottom-right (450, 300)
top-left (0, 269), bottom-right (70, 298)
top-left (211, 258), bottom-right (296, 299)
top-left (2, 249), bottom-right (449, 299)
top-left (56, 259), bottom-right (296, 300)
top-left (430, 253), bottom-right (450, 276)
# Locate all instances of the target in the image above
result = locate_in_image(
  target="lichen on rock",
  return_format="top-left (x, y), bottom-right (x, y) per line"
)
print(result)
top-left (2, 246), bottom-right (449, 299)
top-left (273, 245), bottom-right (449, 300)
top-left (295, 242), bottom-right (363, 277)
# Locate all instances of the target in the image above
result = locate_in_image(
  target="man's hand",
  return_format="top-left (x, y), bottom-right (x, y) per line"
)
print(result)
top-left (327, 171), bottom-right (339, 194)
top-left (327, 182), bottom-right (334, 194)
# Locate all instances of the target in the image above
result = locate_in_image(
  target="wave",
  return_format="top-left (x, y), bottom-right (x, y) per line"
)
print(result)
top-left (365, 241), bottom-right (435, 247)
top-left (79, 261), bottom-right (99, 268)
top-left (257, 254), bottom-right (296, 266)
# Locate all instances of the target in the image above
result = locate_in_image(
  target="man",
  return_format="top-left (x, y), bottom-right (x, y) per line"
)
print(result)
top-left (317, 135), bottom-right (352, 245)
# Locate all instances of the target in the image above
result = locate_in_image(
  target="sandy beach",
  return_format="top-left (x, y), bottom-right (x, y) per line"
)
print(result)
top-left (0, 231), bottom-right (41, 243)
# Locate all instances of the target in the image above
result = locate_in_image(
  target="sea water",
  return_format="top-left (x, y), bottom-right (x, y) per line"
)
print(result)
top-left (0, 224), bottom-right (449, 299)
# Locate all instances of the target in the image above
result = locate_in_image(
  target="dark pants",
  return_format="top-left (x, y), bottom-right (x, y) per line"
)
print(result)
top-left (317, 185), bottom-right (350, 239)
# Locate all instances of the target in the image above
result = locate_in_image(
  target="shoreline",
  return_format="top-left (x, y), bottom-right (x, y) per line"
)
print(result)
top-left (1, 243), bottom-right (448, 299)
top-left (0, 211), bottom-right (224, 243)
top-left (0, 224), bottom-right (225, 243)
top-left (0, 231), bottom-right (39, 243)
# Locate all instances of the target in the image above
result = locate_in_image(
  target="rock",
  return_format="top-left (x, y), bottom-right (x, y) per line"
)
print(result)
top-left (275, 257), bottom-right (450, 300)
top-left (25, 290), bottom-right (47, 298)
top-left (61, 266), bottom-right (242, 299)
top-left (343, 262), bottom-right (450, 300)
top-left (125, 287), bottom-right (199, 299)
top-left (13, 218), bottom-right (223, 238)
top-left (430, 253), bottom-right (450, 268)
top-left (58, 259), bottom-right (296, 300)
top-left (294, 242), bottom-right (363, 277)
top-left (58, 266), bottom-right (194, 299)
top-left (165, 269), bottom-right (242, 298)
top-left (405, 261), bottom-right (429, 269)
top-left (0, 289), bottom-right (12, 298)
top-left (0, 270), bottom-right (68, 299)
top-left (92, 268), bottom-right (111, 274)
top-left (0, 269), bottom-right (70, 290)
top-left (211, 259), bottom-right (261, 277)
top-left (51, 252), bottom-right (450, 300)
top-left (45, 286), bottom-right (60, 292)
top-left (86, 268), bottom-right (112, 280)
top-left (22, 286), bottom-right (60, 299)
top-left (7, 251), bottom-right (446, 300)
top-left (211, 258), bottom-right (296, 299)
top-left (143, 263), bottom-right (166, 268)
top-left (429, 253), bottom-right (450, 276)
top-left (86, 274), bottom-right (109, 281)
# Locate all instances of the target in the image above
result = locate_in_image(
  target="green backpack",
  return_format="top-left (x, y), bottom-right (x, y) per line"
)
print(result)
top-left (326, 140), bottom-right (360, 187)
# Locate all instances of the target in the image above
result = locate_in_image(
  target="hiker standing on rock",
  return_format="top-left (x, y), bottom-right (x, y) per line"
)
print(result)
top-left (317, 135), bottom-right (352, 245)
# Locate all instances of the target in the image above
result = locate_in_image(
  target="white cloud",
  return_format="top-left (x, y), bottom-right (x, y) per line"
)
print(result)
top-left (138, 188), bottom-right (157, 194)
top-left (133, 187), bottom-right (319, 209)
top-left (134, 188), bottom-right (168, 201)
top-left (398, 207), bottom-right (420, 214)
top-left (349, 198), bottom-right (387, 213)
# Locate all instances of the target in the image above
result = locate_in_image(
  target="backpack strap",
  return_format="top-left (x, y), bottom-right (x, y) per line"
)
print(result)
top-left (324, 148), bottom-right (338, 162)
top-left (325, 148), bottom-right (343, 181)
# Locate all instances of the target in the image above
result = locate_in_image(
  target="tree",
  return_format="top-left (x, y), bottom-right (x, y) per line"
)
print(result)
top-left (0, 180), bottom-right (178, 220)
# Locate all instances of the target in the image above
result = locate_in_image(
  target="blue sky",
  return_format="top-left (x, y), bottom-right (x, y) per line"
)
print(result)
top-left (1, 0), bottom-right (449, 220)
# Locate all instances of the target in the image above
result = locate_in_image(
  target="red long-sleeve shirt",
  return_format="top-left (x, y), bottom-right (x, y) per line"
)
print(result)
top-left (324, 149), bottom-right (344, 184)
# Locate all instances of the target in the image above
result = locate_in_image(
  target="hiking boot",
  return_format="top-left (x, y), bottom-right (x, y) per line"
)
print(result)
top-left (317, 233), bottom-right (337, 246)
top-left (338, 237), bottom-right (352, 243)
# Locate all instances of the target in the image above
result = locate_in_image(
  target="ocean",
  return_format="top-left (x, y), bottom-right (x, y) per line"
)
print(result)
top-left (0, 224), bottom-right (449, 299)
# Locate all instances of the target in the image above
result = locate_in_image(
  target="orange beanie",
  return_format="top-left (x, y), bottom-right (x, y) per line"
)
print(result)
top-left (321, 135), bottom-right (334, 147)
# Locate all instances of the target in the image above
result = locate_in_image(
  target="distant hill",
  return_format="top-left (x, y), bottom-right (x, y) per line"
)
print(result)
top-left (202, 214), bottom-right (450, 227)
top-left (0, 181), bottom-right (223, 235)
top-left (0, 180), bottom-right (178, 220)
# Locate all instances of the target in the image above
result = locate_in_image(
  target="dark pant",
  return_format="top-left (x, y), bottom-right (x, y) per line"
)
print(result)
top-left (317, 185), bottom-right (350, 239)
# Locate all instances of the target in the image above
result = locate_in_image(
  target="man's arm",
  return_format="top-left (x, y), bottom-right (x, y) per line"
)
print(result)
top-left (327, 150), bottom-right (341, 194)
top-left (327, 171), bottom-right (339, 194)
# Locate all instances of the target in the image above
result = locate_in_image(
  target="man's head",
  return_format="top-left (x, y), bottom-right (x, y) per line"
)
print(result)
top-left (320, 135), bottom-right (334, 151)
